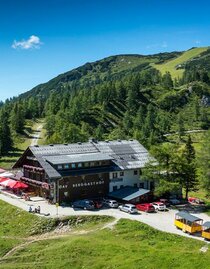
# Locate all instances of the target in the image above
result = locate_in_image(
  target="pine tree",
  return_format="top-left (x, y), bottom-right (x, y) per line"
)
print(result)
top-left (177, 113), bottom-right (184, 140)
top-left (10, 103), bottom-right (25, 134)
top-left (179, 135), bottom-right (198, 199)
top-left (162, 72), bottom-right (173, 89)
top-left (133, 106), bottom-right (146, 129)
top-left (126, 78), bottom-right (139, 113)
top-left (0, 109), bottom-right (12, 155)
top-left (144, 104), bottom-right (156, 134)
top-left (199, 130), bottom-right (210, 195)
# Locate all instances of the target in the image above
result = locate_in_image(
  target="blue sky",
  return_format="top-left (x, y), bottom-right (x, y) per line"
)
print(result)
top-left (0, 0), bottom-right (210, 101)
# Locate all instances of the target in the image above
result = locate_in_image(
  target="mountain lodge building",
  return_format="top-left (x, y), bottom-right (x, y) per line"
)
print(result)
top-left (13, 139), bottom-right (154, 204)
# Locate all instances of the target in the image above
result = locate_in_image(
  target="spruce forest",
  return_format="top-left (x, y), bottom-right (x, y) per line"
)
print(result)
top-left (1, 46), bottom-right (210, 198)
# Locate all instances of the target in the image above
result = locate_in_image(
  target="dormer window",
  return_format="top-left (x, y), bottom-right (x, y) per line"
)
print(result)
top-left (113, 172), bottom-right (118, 178)
top-left (57, 164), bottom-right (63, 170)
top-left (64, 164), bottom-right (69, 169)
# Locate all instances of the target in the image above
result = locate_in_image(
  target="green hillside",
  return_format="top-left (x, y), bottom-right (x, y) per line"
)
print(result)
top-left (18, 51), bottom-right (181, 99)
top-left (1, 46), bottom-right (210, 170)
top-left (153, 47), bottom-right (209, 78)
top-left (0, 199), bottom-right (112, 259)
top-left (1, 217), bottom-right (210, 269)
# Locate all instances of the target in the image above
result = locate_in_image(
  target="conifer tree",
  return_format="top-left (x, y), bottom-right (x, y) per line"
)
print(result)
top-left (177, 135), bottom-right (198, 199)
top-left (162, 72), bottom-right (173, 89)
top-left (0, 109), bottom-right (12, 155)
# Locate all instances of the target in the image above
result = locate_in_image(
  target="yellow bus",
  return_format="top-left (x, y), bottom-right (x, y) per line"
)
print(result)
top-left (202, 222), bottom-right (210, 240)
top-left (174, 211), bottom-right (203, 234)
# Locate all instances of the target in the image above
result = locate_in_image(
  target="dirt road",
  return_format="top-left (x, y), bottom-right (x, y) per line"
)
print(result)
top-left (31, 124), bottom-right (43, 146)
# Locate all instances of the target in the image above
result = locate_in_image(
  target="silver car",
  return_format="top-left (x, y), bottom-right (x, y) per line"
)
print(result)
top-left (103, 199), bottom-right (119, 208)
top-left (118, 204), bottom-right (138, 214)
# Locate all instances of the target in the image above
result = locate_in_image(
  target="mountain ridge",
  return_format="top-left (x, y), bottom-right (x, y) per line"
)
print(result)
top-left (18, 50), bottom-right (184, 99)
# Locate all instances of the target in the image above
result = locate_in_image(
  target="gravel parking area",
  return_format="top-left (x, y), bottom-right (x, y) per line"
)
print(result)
top-left (1, 192), bottom-right (210, 242)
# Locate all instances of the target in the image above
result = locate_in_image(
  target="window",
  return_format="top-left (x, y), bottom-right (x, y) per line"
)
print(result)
top-left (120, 171), bottom-right (124, 176)
top-left (139, 182), bottom-right (144, 188)
top-left (113, 172), bottom-right (118, 178)
top-left (90, 162), bottom-right (95, 167)
top-left (134, 170), bottom-right (138, 175)
top-left (57, 165), bottom-right (63, 170)
top-left (84, 162), bottom-right (89, 168)
top-left (71, 163), bottom-right (76, 169)
top-left (78, 163), bottom-right (82, 168)
top-left (134, 183), bottom-right (137, 188)
top-left (64, 164), bottom-right (69, 169)
top-left (113, 186), bottom-right (118, 191)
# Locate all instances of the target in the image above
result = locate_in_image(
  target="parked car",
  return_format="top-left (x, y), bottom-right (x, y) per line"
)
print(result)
top-left (91, 198), bottom-right (104, 209)
top-left (93, 200), bottom-right (103, 209)
top-left (72, 199), bottom-right (95, 210)
top-left (152, 202), bottom-right (166, 211)
top-left (188, 197), bottom-right (205, 205)
top-left (159, 199), bottom-right (171, 207)
top-left (188, 197), bottom-right (197, 204)
top-left (136, 203), bottom-right (155, 213)
top-left (169, 198), bottom-right (181, 205)
top-left (118, 204), bottom-right (138, 214)
top-left (103, 199), bottom-right (119, 208)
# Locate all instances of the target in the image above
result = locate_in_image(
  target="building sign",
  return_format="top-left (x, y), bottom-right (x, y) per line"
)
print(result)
top-left (73, 180), bottom-right (105, 188)
top-left (59, 184), bottom-right (68, 189)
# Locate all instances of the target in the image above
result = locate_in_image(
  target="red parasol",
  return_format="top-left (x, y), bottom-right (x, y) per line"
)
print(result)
top-left (0, 179), bottom-right (16, 187)
top-left (0, 177), bottom-right (9, 183)
top-left (12, 181), bottom-right (28, 189)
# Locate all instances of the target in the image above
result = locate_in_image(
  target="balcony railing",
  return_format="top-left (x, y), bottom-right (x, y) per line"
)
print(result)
top-left (21, 177), bottom-right (50, 189)
top-left (23, 165), bottom-right (45, 173)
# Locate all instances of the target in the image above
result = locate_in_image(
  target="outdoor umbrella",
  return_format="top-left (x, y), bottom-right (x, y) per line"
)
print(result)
top-left (0, 179), bottom-right (17, 188)
top-left (0, 177), bottom-right (9, 183)
top-left (12, 181), bottom-right (28, 189)
top-left (0, 172), bottom-right (14, 177)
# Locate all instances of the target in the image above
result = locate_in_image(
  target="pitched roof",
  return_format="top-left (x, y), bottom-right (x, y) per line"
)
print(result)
top-left (13, 139), bottom-right (152, 179)
top-left (45, 153), bottom-right (113, 165)
top-left (176, 211), bottom-right (203, 222)
top-left (203, 221), bottom-right (210, 229)
top-left (92, 140), bottom-right (152, 169)
top-left (30, 142), bottom-right (98, 156)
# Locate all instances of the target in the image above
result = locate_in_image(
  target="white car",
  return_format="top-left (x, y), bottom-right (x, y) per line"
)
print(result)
top-left (118, 204), bottom-right (138, 214)
top-left (103, 199), bottom-right (119, 208)
top-left (152, 202), bottom-right (166, 211)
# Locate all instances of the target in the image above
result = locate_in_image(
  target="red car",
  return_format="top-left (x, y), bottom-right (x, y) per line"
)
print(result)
top-left (136, 203), bottom-right (155, 213)
top-left (188, 197), bottom-right (205, 205)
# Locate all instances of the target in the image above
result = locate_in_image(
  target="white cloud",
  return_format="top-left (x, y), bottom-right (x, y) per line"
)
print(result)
top-left (195, 40), bottom-right (201, 45)
top-left (12, 35), bottom-right (42, 50)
